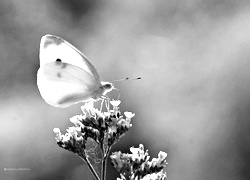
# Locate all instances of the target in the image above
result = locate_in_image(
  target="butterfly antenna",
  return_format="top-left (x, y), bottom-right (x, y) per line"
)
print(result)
top-left (111, 76), bottom-right (142, 83)
top-left (110, 77), bottom-right (141, 99)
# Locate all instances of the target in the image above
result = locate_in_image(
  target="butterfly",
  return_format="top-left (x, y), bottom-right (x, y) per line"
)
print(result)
top-left (37, 34), bottom-right (114, 108)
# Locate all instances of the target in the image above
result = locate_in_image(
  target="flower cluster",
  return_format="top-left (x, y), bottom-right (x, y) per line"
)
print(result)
top-left (53, 100), bottom-right (134, 159)
top-left (110, 144), bottom-right (167, 180)
top-left (53, 100), bottom-right (167, 180)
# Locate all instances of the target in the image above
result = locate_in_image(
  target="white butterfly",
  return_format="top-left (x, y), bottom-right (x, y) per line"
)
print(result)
top-left (37, 34), bottom-right (113, 108)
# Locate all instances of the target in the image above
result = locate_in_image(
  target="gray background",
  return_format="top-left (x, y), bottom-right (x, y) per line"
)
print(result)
top-left (1, 0), bottom-right (250, 179)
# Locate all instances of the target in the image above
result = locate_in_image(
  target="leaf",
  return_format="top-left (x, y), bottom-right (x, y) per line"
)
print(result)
top-left (85, 137), bottom-right (103, 179)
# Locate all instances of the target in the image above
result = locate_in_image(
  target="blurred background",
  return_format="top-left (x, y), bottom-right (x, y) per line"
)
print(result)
top-left (1, 0), bottom-right (250, 179)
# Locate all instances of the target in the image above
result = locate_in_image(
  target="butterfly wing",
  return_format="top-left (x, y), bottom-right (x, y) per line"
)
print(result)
top-left (37, 61), bottom-right (99, 107)
top-left (39, 34), bottom-right (101, 83)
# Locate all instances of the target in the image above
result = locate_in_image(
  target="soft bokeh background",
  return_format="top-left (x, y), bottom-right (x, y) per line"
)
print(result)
top-left (1, 0), bottom-right (250, 179)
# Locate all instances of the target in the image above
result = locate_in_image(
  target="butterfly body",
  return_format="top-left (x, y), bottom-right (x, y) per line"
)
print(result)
top-left (37, 34), bottom-right (113, 107)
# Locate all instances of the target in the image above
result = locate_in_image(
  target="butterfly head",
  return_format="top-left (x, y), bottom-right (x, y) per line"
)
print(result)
top-left (101, 82), bottom-right (114, 95)
top-left (91, 82), bottom-right (114, 100)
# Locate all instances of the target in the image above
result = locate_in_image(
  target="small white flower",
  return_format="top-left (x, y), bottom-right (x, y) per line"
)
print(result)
top-left (104, 111), bottom-right (111, 117)
top-left (141, 173), bottom-right (160, 180)
top-left (69, 115), bottom-right (82, 125)
top-left (53, 128), bottom-right (60, 134)
top-left (151, 158), bottom-right (157, 167)
top-left (108, 125), bottom-right (117, 134)
top-left (141, 172), bottom-right (167, 180)
top-left (110, 100), bottom-right (121, 107)
top-left (62, 134), bottom-right (71, 142)
top-left (130, 145), bottom-right (145, 161)
top-left (124, 111), bottom-right (135, 119)
top-left (67, 127), bottom-right (76, 133)
top-left (111, 151), bottom-right (124, 169)
top-left (117, 119), bottom-right (131, 129)
top-left (76, 136), bottom-right (83, 142)
top-left (158, 151), bottom-right (167, 161)
top-left (75, 126), bottom-right (82, 132)
top-left (81, 102), bottom-right (94, 115)
top-left (66, 127), bottom-right (79, 139)
top-left (139, 144), bottom-right (144, 150)
top-left (130, 146), bottom-right (139, 155)
top-left (53, 128), bottom-right (62, 141)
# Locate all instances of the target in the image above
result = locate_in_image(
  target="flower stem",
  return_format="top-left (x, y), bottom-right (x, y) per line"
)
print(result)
top-left (101, 146), bottom-right (110, 180)
top-left (101, 156), bottom-right (107, 180)
top-left (80, 156), bottom-right (100, 180)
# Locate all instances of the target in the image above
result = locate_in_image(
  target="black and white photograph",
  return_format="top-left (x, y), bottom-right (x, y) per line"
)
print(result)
top-left (1, 0), bottom-right (250, 180)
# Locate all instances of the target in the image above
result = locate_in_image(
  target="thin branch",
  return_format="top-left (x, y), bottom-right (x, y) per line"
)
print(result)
top-left (80, 156), bottom-right (100, 180)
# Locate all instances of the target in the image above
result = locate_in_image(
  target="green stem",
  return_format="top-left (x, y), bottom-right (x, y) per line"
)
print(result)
top-left (80, 156), bottom-right (100, 180)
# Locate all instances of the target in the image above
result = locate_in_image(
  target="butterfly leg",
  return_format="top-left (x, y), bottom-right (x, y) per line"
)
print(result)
top-left (113, 87), bottom-right (120, 100)
top-left (100, 95), bottom-right (110, 112)
top-left (100, 99), bottom-right (105, 112)
top-left (105, 98), bottom-right (110, 112)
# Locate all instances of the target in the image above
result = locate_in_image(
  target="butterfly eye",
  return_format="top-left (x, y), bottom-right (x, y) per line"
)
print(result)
top-left (104, 83), bottom-right (113, 90)
top-left (56, 58), bottom-right (62, 62)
